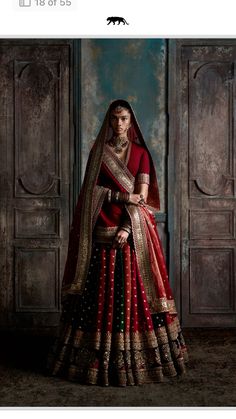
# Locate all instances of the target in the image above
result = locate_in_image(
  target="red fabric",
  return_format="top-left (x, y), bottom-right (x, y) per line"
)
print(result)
top-left (141, 206), bottom-right (174, 302)
top-left (96, 142), bottom-right (151, 228)
top-left (48, 239), bottom-right (188, 386)
top-left (50, 101), bottom-right (188, 387)
top-left (96, 163), bottom-right (127, 227)
top-left (93, 131), bottom-right (175, 306)
top-left (61, 100), bottom-right (160, 294)
top-left (126, 108), bottom-right (160, 210)
top-left (127, 124), bottom-right (139, 143)
top-left (80, 243), bottom-right (175, 337)
top-left (127, 142), bottom-right (150, 177)
top-left (137, 147), bottom-right (150, 174)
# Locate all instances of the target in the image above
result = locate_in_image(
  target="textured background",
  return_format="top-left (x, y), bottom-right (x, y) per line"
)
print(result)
top-left (80, 39), bottom-right (167, 212)
top-left (79, 39), bottom-right (169, 283)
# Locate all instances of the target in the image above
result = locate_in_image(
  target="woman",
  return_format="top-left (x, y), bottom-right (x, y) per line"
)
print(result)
top-left (47, 99), bottom-right (188, 387)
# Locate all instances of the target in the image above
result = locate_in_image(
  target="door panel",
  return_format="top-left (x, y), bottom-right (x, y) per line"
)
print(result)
top-left (0, 41), bottom-right (73, 330)
top-left (169, 41), bottom-right (236, 327)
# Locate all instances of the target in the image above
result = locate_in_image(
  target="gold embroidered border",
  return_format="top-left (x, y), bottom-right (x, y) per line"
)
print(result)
top-left (93, 226), bottom-right (119, 243)
top-left (111, 329), bottom-right (165, 351)
top-left (52, 351), bottom-right (182, 386)
top-left (70, 327), bottom-right (182, 352)
top-left (168, 299), bottom-right (177, 314)
top-left (136, 173), bottom-right (150, 185)
top-left (125, 140), bottom-right (132, 166)
top-left (149, 298), bottom-right (177, 314)
top-left (124, 205), bottom-right (178, 315)
top-left (92, 186), bottom-right (110, 230)
top-left (103, 145), bottom-right (135, 193)
top-left (155, 317), bottom-right (181, 342)
top-left (125, 204), bottom-right (158, 313)
top-left (166, 316), bottom-right (182, 339)
top-left (50, 319), bottom-right (188, 386)
top-left (66, 122), bottom-right (109, 295)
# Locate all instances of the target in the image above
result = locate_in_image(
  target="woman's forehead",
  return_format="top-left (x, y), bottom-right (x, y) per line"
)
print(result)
top-left (110, 109), bottom-right (130, 117)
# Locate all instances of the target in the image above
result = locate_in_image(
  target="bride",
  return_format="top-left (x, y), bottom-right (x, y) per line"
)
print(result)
top-left (47, 99), bottom-right (188, 386)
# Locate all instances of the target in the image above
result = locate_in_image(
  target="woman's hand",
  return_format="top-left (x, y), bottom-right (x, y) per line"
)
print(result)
top-left (112, 229), bottom-right (129, 249)
top-left (129, 193), bottom-right (146, 206)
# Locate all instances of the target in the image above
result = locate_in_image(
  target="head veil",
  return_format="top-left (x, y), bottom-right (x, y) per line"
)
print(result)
top-left (62, 99), bottom-right (160, 299)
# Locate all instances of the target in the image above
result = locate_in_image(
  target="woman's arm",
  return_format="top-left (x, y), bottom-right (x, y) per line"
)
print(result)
top-left (133, 148), bottom-right (150, 203)
top-left (134, 183), bottom-right (149, 203)
top-left (106, 190), bottom-right (143, 205)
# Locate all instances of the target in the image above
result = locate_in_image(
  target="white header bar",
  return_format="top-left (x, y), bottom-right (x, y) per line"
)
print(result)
top-left (0, 0), bottom-right (235, 37)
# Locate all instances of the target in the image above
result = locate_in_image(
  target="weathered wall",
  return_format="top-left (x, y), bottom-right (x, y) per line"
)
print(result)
top-left (80, 39), bottom-right (170, 282)
top-left (81, 39), bottom-right (167, 213)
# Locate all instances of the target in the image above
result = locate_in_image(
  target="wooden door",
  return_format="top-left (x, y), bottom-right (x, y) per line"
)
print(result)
top-left (169, 40), bottom-right (236, 327)
top-left (0, 41), bottom-right (73, 331)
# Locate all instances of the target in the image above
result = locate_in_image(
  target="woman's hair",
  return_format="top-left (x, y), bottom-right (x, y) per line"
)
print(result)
top-left (109, 99), bottom-right (132, 114)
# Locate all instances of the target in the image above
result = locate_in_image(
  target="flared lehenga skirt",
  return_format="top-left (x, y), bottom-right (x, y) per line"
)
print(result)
top-left (47, 238), bottom-right (188, 387)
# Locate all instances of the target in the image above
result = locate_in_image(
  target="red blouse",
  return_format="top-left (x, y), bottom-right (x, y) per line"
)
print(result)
top-left (96, 142), bottom-right (150, 228)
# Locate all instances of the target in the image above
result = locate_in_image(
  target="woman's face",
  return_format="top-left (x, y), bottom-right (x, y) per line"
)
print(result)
top-left (110, 108), bottom-right (131, 136)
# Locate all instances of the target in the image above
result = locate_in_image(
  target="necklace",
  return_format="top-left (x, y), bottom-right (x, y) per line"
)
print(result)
top-left (108, 136), bottom-right (129, 154)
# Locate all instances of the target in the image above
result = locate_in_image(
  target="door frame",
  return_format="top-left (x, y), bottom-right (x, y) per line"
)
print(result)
top-left (168, 39), bottom-right (182, 318)
top-left (168, 38), bottom-right (236, 325)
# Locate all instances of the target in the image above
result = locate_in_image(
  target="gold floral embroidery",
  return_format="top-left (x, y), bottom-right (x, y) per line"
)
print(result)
top-left (153, 298), bottom-right (177, 314)
top-left (93, 225), bottom-right (119, 243)
top-left (48, 314), bottom-right (188, 387)
top-left (125, 204), bottom-right (158, 313)
top-left (92, 186), bottom-right (110, 229)
top-left (63, 112), bottom-right (111, 296)
top-left (103, 145), bottom-right (135, 193)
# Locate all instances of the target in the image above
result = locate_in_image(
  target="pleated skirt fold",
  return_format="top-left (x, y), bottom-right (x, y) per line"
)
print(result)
top-left (47, 242), bottom-right (188, 386)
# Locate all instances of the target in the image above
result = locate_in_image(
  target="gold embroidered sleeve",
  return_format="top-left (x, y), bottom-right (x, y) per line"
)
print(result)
top-left (136, 173), bottom-right (150, 185)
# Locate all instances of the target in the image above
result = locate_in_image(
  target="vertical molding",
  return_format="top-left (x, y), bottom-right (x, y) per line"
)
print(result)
top-left (168, 39), bottom-right (182, 319)
top-left (72, 39), bottom-right (82, 217)
top-left (164, 38), bottom-right (170, 281)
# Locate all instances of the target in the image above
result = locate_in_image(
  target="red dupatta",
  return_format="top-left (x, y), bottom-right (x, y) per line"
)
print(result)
top-left (61, 100), bottom-right (173, 314)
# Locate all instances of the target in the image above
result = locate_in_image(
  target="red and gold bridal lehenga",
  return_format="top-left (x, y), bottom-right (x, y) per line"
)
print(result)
top-left (47, 100), bottom-right (188, 386)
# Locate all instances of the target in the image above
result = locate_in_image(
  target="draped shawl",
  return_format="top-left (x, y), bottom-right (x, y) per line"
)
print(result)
top-left (61, 100), bottom-right (175, 314)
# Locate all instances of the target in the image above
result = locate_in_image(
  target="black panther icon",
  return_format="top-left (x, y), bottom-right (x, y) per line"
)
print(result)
top-left (107, 16), bottom-right (129, 25)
